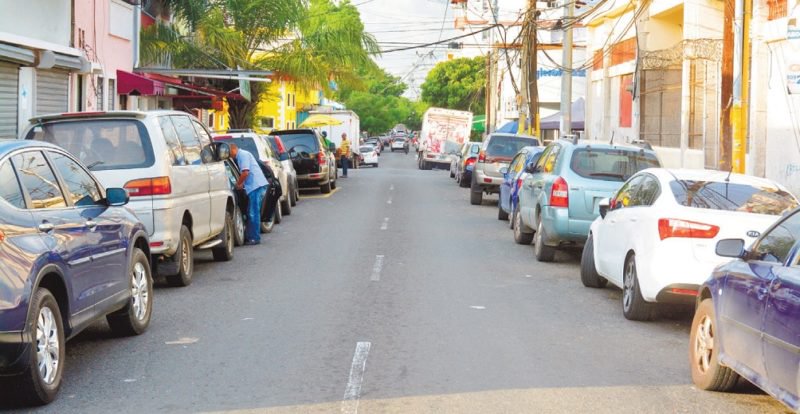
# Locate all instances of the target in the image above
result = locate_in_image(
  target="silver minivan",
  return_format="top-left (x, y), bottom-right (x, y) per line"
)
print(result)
top-left (23, 111), bottom-right (237, 287)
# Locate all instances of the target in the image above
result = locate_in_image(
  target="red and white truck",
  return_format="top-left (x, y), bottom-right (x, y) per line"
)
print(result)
top-left (418, 107), bottom-right (473, 170)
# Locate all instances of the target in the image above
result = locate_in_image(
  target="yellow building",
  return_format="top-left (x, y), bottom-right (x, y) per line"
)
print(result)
top-left (254, 77), bottom-right (321, 133)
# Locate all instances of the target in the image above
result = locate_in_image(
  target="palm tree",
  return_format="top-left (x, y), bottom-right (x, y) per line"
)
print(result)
top-left (140, 0), bottom-right (379, 129)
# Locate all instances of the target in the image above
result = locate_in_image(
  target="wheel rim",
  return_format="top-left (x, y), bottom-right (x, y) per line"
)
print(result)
top-left (623, 259), bottom-right (635, 311)
top-left (131, 261), bottom-right (149, 321)
top-left (181, 235), bottom-right (191, 272)
top-left (235, 212), bottom-right (244, 242)
top-left (514, 210), bottom-right (521, 236)
top-left (226, 217), bottom-right (233, 253)
top-left (534, 222), bottom-right (543, 254)
top-left (695, 315), bottom-right (714, 374)
top-left (36, 306), bottom-right (60, 384)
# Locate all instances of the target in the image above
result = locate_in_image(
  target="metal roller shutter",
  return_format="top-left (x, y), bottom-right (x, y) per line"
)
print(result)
top-left (36, 70), bottom-right (69, 116)
top-left (0, 62), bottom-right (19, 139)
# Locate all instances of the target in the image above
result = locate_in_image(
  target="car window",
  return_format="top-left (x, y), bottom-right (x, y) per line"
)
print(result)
top-left (159, 116), bottom-right (186, 165)
top-left (754, 211), bottom-right (800, 264)
top-left (49, 152), bottom-right (103, 207)
top-left (275, 132), bottom-right (320, 153)
top-left (633, 174), bottom-right (661, 206)
top-left (486, 135), bottom-right (540, 158)
top-left (510, 154), bottom-right (525, 173)
top-left (192, 120), bottom-right (212, 147)
top-left (171, 116), bottom-right (202, 165)
top-left (26, 119), bottom-right (153, 171)
top-left (221, 138), bottom-right (260, 161)
top-left (570, 149), bottom-right (660, 182)
top-left (12, 151), bottom-right (67, 209)
top-left (470, 144), bottom-right (480, 155)
top-left (613, 175), bottom-right (645, 208)
top-left (541, 145), bottom-right (561, 173)
top-left (0, 160), bottom-right (26, 209)
top-left (669, 180), bottom-right (798, 216)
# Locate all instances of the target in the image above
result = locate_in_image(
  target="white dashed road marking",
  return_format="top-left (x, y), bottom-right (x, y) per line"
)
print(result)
top-left (371, 255), bottom-right (385, 281)
top-left (380, 217), bottom-right (389, 230)
top-left (470, 306), bottom-right (486, 310)
top-left (341, 341), bottom-right (371, 414)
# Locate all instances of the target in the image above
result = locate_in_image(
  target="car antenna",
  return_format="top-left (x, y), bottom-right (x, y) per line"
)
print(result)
top-left (725, 165), bottom-right (734, 182)
top-left (609, 131), bottom-right (615, 146)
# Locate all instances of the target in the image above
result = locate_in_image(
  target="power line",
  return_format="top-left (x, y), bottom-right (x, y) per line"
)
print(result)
top-left (376, 24), bottom-right (500, 54)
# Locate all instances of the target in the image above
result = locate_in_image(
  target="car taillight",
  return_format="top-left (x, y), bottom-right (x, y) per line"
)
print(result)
top-left (318, 151), bottom-right (326, 165)
top-left (478, 150), bottom-right (486, 163)
top-left (516, 178), bottom-right (523, 189)
top-left (124, 177), bottom-right (172, 196)
top-left (658, 219), bottom-right (720, 240)
top-left (549, 176), bottom-right (569, 207)
top-left (465, 157), bottom-right (476, 167)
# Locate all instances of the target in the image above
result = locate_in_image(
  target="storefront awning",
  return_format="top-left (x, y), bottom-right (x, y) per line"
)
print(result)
top-left (117, 70), bottom-right (165, 96)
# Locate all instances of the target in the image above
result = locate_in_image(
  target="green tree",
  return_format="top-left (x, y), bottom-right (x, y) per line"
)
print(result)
top-left (140, 0), bottom-right (378, 128)
top-left (420, 57), bottom-right (485, 114)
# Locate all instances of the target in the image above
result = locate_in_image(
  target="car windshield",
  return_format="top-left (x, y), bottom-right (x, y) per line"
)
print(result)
top-left (26, 119), bottom-right (153, 171)
top-left (360, 146), bottom-right (374, 153)
top-left (275, 132), bottom-right (319, 153)
top-left (486, 136), bottom-right (540, 157)
top-left (669, 180), bottom-right (798, 215)
top-left (570, 149), bottom-right (660, 182)
top-left (218, 137), bottom-right (259, 158)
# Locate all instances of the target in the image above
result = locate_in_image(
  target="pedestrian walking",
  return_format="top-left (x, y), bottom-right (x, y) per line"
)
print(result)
top-left (231, 144), bottom-right (269, 245)
top-left (340, 132), bottom-right (350, 177)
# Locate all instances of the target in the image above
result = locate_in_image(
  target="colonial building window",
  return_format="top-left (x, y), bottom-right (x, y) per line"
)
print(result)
top-left (767, 0), bottom-right (788, 20)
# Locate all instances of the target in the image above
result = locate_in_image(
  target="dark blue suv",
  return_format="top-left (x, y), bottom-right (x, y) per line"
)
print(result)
top-left (0, 141), bottom-right (153, 405)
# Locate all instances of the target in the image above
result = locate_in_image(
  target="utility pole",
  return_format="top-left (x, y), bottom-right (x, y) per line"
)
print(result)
top-left (731, 0), bottom-right (751, 173)
top-left (559, 0), bottom-right (575, 136)
top-left (527, 1), bottom-right (540, 138)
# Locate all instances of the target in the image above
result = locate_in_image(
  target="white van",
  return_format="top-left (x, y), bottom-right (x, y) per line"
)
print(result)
top-left (23, 111), bottom-right (237, 287)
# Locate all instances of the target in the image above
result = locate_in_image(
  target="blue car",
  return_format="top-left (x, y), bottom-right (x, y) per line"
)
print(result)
top-left (498, 146), bottom-right (544, 221)
top-left (690, 208), bottom-right (800, 411)
top-left (0, 141), bottom-right (153, 405)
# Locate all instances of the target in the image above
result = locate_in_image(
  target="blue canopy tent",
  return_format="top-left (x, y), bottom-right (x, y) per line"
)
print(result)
top-left (496, 121), bottom-right (518, 133)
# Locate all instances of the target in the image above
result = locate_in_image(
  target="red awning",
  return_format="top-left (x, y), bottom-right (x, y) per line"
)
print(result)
top-left (144, 73), bottom-right (244, 99)
top-left (117, 70), bottom-right (165, 96)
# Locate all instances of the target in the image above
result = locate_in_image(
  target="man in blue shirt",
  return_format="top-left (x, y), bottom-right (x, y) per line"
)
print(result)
top-left (231, 144), bottom-right (269, 245)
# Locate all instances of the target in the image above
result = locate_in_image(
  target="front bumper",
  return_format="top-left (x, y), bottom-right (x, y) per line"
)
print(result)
top-left (0, 331), bottom-right (28, 375)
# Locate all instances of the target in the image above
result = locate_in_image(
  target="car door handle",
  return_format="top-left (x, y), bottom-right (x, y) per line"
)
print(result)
top-left (757, 286), bottom-right (769, 300)
top-left (86, 220), bottom-right (98, 230)
top-left (38, 222), bottom-right (55, 233)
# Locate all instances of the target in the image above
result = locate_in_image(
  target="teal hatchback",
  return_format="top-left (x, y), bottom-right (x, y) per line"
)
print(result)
top-left (512, 139), bottom-right (660, 262)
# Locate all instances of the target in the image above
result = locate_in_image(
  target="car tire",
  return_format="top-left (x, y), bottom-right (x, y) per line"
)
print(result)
top-left (450, 169), bottom-right (455, 178)
top-left (107, 248), bottom-right (153, 336)
top-left (212, 212), bottom-right (235, 262)
top-left (534, 220), bottom-right (556, 262)
top-left (459, 174), bottom-right (470, 188)
top-left (274, 201), bottom-right (282, 224)
top-left (498, 201), bottom-right (509, 220)
top-left (281, 194), bottom-right (292, 216)
top-left (331, 169), bottom-right (338, 189)
top-left (289, 183), bottom-right (297, 207)
top-left (320, 180), bottom-right (332, 194)
top-left (512, 205), bottom-right (534, 245)
top-left (165, 225), bottom-right (193, 287)
top-left (261, 217), bottom-right (274, 234)
top-left (690, 298), bottom-right (739, 391)
top-left (622, 254), bottom-right (657, 321)
top-left (470, 190), bottom-right (482, 205)
top-left (580, 234), bottom-right (608, 288)
top-left (233, 210), bottom-right (245, 247)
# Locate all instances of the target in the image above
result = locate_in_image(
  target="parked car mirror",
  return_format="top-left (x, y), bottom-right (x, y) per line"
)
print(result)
top-left (216, 142), bottom-right (232, 161)
top-left (328, 143), bottom-right (336, 152)
top-left (278, 152), bottom-right (289, 162)
top-left (499, 166), bottom-right (509, 175)
top-left (106, 188), bottom-right (130, 206)
top-left (598, 198), bottom-right (611, 218)
top-left (716, 239), bottom-right (746, 258)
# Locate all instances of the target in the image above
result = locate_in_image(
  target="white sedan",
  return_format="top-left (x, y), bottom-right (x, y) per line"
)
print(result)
top-left (581, 168), bottom-right (798, 321)
top-left (359, 145), bottom-right (379, 167)
top-left (390, 139), bottom-right (407, 151)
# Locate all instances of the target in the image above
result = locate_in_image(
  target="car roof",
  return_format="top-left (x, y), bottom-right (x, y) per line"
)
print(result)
top-left (557, 138), bottom-right (658, 153)
top-left (29, 110), bottom-right (193, 123)
top-left (0, 140), bottom-right (64, 154)
top-left (643, 168), bottom-right (788, 190)
top-left (272, 129), bottom-right (316, 135)
top-left (489, 132), bottom-right (538, 140)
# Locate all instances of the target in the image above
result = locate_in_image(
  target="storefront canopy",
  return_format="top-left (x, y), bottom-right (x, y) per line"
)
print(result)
top-left (472, 114), bottom-right (486, 133)
top-left (117, 70), bottom-right (165, 96)
top-left (496, 120), bottom-right (518, 133)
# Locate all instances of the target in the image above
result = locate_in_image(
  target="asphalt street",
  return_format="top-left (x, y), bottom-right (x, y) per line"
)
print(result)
top-left (7, 151), bottom-right (791, 414)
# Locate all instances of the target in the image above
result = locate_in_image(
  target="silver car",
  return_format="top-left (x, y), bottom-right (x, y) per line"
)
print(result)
top-left (24, 111), bottom-right (237, 287)
top-left (470, 133), bottom-right (540, 205)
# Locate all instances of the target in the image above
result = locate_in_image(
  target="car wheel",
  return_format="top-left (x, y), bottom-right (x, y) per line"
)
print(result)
top-left (281, 194), bottom-right (292, 216)
top-left (107, 248), bottom-right (153, 336)
top-left (534, 220), bottom-right (556, 262)
top-left (233, 210), bottom-right (245, 247)
top-left (622, 254), bottom-right (656, 321)
top-left (261, 217), bottom-right (274, 234)
top-left (459, 174), bottom-right (470, 188)
top-left (450, 169), bottom-right (455, 178)
top-left (212, 211), bottom-right (235, 262)
top-left (9, 288), bottom-right (66, 405)
top-left (274, 201), bottom-right (283, 224)
top-left (580, 234), bottom-right (608, 288)
top-left (289, 183), bottom-right (297, 207)
top-left (320, 180), bottom-right (332, 194)
top-left (165, 225), bottom-right (193, 287)
top-left (498, 201), bottom-right (509, 220)
top-left (331, 169), bottom-right (338, 189)
top-left (690, 298), bottom-right (739, 391)
top-left (512, 205), bottom-right (534, 245)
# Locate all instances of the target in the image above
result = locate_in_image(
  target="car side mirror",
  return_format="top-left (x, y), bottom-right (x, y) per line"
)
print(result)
top-left (598, 197), bottom-right (610, 218)
top-left (499, 166), bottom-right (509, 175)
top-left (278, 152), bottom-right (289, 162)
top-left (328, 143), bottom-right (336, 152)
top-left (106, 188), bottom-right (129, 206)
top-left (716, 239), bottom-right (746, 259)
top-left (216, 142), bottom-right (231, 161)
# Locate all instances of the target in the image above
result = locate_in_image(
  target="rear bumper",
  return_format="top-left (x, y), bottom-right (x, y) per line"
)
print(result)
top-left (540, 206), bottom-right (590, 246)
top-left (655, 284), bottom-right (702, 305)
top-left (297, 172), bottom-right (330, 187)
top-left (474, 169), bottom-right (503, 192)
top-left (0, 331), bottom-right (28, 375)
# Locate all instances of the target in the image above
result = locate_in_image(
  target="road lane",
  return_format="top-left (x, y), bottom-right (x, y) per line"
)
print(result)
top-left (9, 150), bottom-right (789, 413)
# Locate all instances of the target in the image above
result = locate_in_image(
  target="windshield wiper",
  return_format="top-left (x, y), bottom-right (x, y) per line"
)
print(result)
top-left (86, 160), bottom-right (104, 169)
top-left (589, 172), bottom-right (624, 179)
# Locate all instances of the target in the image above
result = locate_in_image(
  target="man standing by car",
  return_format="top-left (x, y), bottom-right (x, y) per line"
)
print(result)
top-left (231, 144), bottom-right (269, 245)
top-left (340, 132), bottom-right (351, 178)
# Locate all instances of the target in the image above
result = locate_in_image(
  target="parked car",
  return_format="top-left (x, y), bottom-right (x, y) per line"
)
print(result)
top-left (365, 138), bottom-right (382, 155)
top-left (391, 138), bottom-right (408, 153)
top-left (266, 135), bottom-right (300, 208)
top-left (498, 146), bottom-right (545, 221)
top-left (222, 158), bottom-right (247, 246)
top-left (689, 207), bottom-right (800, 411)
top-left (212, 131), bottom-right (293, 216)
top-left (470, 133), bottom-right (540, 205)
top-left (359, 145), bottom-right (379, 167)
top-left (455, 142), bottom-right (482, 188)
top-left (24, 111), bottom-right (236, 287)
top-left (513, 138), bottom-right (660, 262)
top-left (581, 168), bottom-right (798, 320)
top-left (0, 141), bottom-right (153, 405)
top-left (272, 129), bottom-right (337, 194)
